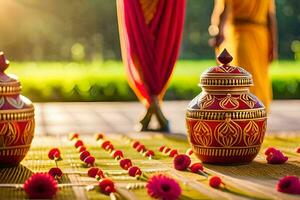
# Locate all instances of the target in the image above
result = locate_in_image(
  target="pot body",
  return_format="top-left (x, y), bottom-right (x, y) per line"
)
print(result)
top-left (0, 94), bottom-right (35, 167)
top-left (186, 91), bottom-right (267, 164)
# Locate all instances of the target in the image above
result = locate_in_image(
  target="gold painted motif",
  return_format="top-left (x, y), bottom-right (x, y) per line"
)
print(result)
top-left (23, 119), bottom-right (35, 145)
top-left (0, 96), bottom-right (4, 108)
top-left (240, 93), bottom-right (257, 108)
top-left (260, 121), bottom-right (267, 143)
top-left (192, 121), bottom-right (213, 146)
top-left (6, 97), bottom-right (24, 109)
top-left (219, 94), bottom-right (239, 110)
top-left (214, 118), bottom-right (242, 147)
top-left (243, 121), bottom-right (260, 146)
top-left (193, 145), bottom-right (260, 157)
top-left (0, 122), bottom-right (19, 147)
top-left (0, 108), bottom-right (34, 121)
top-left (186, 108), bottom-right (266, 120)
top-left (198, 94), bottom-right (215, 109)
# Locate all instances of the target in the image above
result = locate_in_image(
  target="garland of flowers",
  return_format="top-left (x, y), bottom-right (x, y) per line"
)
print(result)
top-left (68, 132), bottom-right (117, 196)
top-left (123, 136), bottom-right (155, 159)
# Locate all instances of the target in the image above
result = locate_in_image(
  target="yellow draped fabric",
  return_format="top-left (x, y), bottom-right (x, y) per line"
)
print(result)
top-left (214, 0), bottom-right (275, 111)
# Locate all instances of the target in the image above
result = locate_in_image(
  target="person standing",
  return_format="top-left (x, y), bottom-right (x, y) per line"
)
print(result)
top-left (209, 0), bottom-right (278, 112)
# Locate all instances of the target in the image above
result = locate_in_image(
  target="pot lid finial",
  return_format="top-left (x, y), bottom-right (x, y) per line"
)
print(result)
top-left (0, 52), bottom-right (9, 73)
top-left (217, 48), bottom-right (233, 65)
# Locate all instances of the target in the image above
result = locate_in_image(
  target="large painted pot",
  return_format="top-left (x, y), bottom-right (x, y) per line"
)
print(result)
top-left (186, 49), bottom-right (267, 164)
top-left (0, 52), bottom-right (35, 167)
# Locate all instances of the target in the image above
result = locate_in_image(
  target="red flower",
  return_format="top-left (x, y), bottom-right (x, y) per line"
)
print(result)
top-left (99, 178), bottom-right (116, 195)
top-left (209, 176), bottom-right (222, 188)
top-left (105, 144), bottom-right (114, 151)
top-left (186, 148), bottom-right (193, 156)
top-left (119, 158), bottom-right (132, 170)
top-left (80, 150), bottom-right (91, 161)
top-left (84, 156), bottom-right (95, 166)
top-left (266, 149), bottom-right (288, 164)
top-left (128, 166), bottom-right (142, 177)
top-left (77, 145), bottom-right (86, 153)
top-left (136, 144), bottom-right (146, 152)
top-left (48, 148), bottom-right (61, 160)
top-left (95, 133), bottom-right (104, 141)
top-left (264, 147), bottom-right (277, 156)
top-left (111, 150), bottom-right (124, 159)
top-left (131, 141), bottom-right (140, 148)
top-left (88, 167), bottom-right (105, 179)
top-left (144, 150), bottom-right (155, 157)
top-left (159, 146), bottom-right (165, 152)
top-left (48, 167), bottom-right (63, 179)
top-left (169, 149), bottom-right (178, 157)
top-left (189, 163), bottom-right (204, 173)
top-left (74, 140), bottom-right (84, 148)
top-left (163, 147), bottom-right (171, 154)
top-left (173, 154), bottom-right (191, 171)
top-left (296, 147), bottom-right (300, 153)
top-left (88, 167), bottom-right (99, 178)
top-left (276, 175), bottom-right (300, 194)
top-left (68, 132), bottom-right (79, 141)
top-left (24, 173), bottom-right (58, 199)
top-left (147, 174), bottom-right (181, 200)
top-left (101, 140), bottom-right (111, 149)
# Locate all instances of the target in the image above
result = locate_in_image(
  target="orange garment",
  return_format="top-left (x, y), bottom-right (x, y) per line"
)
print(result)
top-left (213, 0), bottom-right (275, 111)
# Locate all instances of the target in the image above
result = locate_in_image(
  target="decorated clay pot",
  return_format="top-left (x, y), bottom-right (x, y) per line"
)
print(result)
top-left (0, 52), bottom-right (35, 167)
top-left (186, 49), bottom-right (267, 164)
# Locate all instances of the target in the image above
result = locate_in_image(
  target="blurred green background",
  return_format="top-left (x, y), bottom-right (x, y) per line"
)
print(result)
top-left (1, 0), bottom-right (300, 101)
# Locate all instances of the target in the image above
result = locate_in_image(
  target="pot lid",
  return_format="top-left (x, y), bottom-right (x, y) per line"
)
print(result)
top-left (199, 49), bottom-right (253, 89)
top-left (0, 52), bottom-right (21, 95)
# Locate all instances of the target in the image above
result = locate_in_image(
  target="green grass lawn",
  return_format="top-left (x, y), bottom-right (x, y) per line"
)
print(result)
top-left (6, 60), bottom-right (300, 102)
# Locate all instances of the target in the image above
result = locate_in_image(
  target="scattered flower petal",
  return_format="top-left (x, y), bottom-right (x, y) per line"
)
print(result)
top-left (24, 173), bottom-right (58, 199)
top-left (173, 154), bottom-right (191, 171)
top-left (276, 175), bottom-right (300, 194)
top-left (146, 174), bottom-right (181, 200)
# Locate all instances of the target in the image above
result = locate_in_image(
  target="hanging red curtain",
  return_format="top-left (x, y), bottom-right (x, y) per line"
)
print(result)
top-left (117, 0), bottom-right (186, 131)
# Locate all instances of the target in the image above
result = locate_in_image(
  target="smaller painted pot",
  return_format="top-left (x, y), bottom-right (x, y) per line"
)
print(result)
top-left (0, 52), bottom-right (35, 167)
top-left (186, 49), bottom-right (267, 164)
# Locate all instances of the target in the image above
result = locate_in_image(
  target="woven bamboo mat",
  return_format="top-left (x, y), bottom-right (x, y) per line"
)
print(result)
top-left (0, 133), bottom-right (299, 200)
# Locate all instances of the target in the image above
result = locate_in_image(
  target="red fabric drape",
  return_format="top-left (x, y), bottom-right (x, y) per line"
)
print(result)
top-left (117, 0), bottom-right (186, 107)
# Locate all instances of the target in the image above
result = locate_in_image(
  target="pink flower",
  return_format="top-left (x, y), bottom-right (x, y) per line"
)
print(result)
top-left (144, 150), bottom-right (155, 157)
top-left (84, 156), bottom-right (95, 166)
top-left (159, 146), bottom-right (165, 152)
top-left (74, 140), bottom-right (84, 148)
top-left (173, 154), bottom-right (191, 171)
top-left (276, 176), bottom-right (300, 194)
top-left (266, 149), bottom-right (288, 164)
top-left (131, 141), bottom-right (140, 148)
top-left (24, 173), bottom-right (58, 199)
top-left (136, 144), bottom-right (146, 152)
top-left (80, 150), bottom-right (91, 161)
top-left (111, 150), bottom-right (124, 159)
top-left (147, 174), bottom-right (181, 200)
top-left (264, 147), bottom-right (277, 156)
